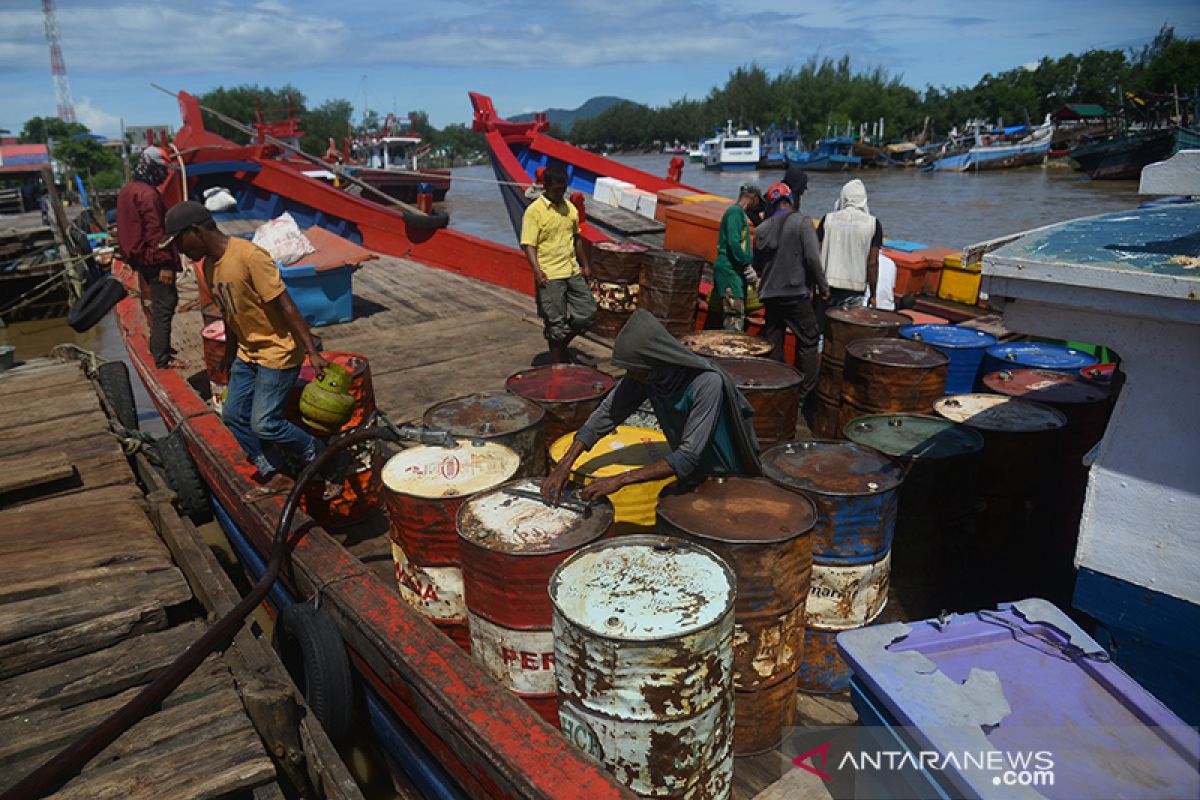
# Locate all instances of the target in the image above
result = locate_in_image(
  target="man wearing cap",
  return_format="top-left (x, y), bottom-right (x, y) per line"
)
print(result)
top-left (710, 184), bottom-right (762, 332)
top-left (753, 182), bottom-right (828, 402)
top-left (160, 202), bottom-right (331, 491)
top-left (117, 146), bottom-right (180, 369)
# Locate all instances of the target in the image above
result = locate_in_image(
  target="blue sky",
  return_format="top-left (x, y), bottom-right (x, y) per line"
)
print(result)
top-left (1, 0), bottom-right (1197, 138)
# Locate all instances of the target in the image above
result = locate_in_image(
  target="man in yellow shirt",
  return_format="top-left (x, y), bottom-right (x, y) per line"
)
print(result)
top-left (520, 164), bottom-right (596, 364)
top-left (160, 202), bottom-right (330, 490)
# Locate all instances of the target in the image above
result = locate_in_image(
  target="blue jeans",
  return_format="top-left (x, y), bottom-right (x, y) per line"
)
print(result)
top-left (224, 358), bottom-right (320, 477)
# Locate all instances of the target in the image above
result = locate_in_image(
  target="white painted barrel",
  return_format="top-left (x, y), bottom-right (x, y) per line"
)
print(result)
top-left (550, 535), bottom-right (736, 799)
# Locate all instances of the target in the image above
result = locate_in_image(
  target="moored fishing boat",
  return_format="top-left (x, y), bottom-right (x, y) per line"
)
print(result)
top-left (1068, 125), bottom-right (1200, 179)
top-left (922, 120), bottom-right (1053, 172)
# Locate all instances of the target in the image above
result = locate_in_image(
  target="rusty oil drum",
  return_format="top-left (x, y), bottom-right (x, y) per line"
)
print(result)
top-left (761, 440), bottom-right (904, 693)
top-left (933, 393), bottom-right (1067, 605)
top-left (381, 442), bottom-right (521, 650)
top-left (551, 535), bottom-right (735, 799)
top-left (813, 307), bottom-right (908, 438)
top-left (458, 477), bottom-right (614, 727)
top-left (423, 391), bottom-right (547, 477)
top-left (843, 414), bottom-right (984, 618)
top-left (713, 356), bottom-right (803, 447)
top-left (590, 278), bottom-right (640, 338)
top-left (678, 330), bottom-right (772, 358)
top-left (638, 249), bottom-right (706, 336)
top-left (506, 364), bottom-right (616, 446)
top-left (656, 477), bottom-right (816, 755)
top-left (838, 338), bottom-right (948, 430)
top-left (591, 241), bottom-right (649, 282)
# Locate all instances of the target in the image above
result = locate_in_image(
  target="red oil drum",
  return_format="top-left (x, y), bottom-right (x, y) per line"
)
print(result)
top-left (381, 442), bottom-right (521, 650)
top-left (423, 391), bottom-right (547, 477)
top-left (506, 365), bottom-right (616, 446)
top-left (300, 438), bottom-right (384, 530)
top-left (656, 477), bottom-right (816, 754)
top-left (713, 356), bottom-right (803, 447)
top-left (457, 477), bottom-right (614, 726)
top-left (813, 307), bottom-right (908, 438)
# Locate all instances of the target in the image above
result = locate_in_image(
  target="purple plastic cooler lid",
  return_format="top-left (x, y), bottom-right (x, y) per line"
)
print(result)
top-left (838, 599), bottom-right (1200, 799)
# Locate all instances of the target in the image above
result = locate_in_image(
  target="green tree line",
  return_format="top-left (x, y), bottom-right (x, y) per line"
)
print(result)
top-left (570, 26), bottom-right (1199, 149)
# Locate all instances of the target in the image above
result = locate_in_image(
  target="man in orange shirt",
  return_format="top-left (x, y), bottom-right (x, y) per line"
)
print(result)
top-left (160, 202), bottom-right (330, 490)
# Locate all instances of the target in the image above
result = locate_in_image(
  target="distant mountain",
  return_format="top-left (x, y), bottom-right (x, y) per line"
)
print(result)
top-left (510, 96), bottom-right (634, 130)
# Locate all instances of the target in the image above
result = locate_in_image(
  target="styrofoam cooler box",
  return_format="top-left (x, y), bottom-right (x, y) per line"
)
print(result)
top-left (594, 177), bottom-right (634, 206)
top-left (617, 186), bottom-right (656, 215)
top-left (635, 192), bottom-right (658, 220)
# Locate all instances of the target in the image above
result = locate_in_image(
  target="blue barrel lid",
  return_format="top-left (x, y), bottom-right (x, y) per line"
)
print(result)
top-left (900, 324), bottom-right (997, 349)
top-left (985, 342), bottom-right (1098, 370)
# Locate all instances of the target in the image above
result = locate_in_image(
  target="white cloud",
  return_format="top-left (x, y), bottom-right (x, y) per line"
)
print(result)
top-left (75, 97), bottom-right (121, 137)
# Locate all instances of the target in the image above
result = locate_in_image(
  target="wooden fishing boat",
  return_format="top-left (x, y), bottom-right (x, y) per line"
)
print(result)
top-left (114, 88), bottom-right (837, 799)
top-left (1069, 126), bottom-right (1200, 180)
top-left (469, 92), bottom-right (703, 243)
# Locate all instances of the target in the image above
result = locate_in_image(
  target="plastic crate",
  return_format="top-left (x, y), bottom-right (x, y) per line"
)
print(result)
top-left (279, 262), bottom-right (354, 326)
top-left (938, 266), bottom-right (982, 305)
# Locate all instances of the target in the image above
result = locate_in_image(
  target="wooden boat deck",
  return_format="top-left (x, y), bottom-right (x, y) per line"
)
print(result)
top-left (166, 226), bottom-right (852, 799)
top-left (0, 359), bottom-right (280, 798)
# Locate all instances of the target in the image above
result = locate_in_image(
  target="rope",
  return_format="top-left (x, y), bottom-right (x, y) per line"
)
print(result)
top-left (0, 269), bottom-right (74, 322)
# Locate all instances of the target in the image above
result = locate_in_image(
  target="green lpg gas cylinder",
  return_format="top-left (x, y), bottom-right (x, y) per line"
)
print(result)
top-left (299, 362), bottom-right (356, 434)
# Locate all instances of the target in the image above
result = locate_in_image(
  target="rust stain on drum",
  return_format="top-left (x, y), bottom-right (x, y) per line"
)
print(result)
top-left (839, 338), bottom-right (948, 426)
top-left (679, 330), bottom-right (772, 358)
top-left (714, 356), bottom-right (803, 447)
top-left (591, 241), bottom-right (649, 283)
top-left (815, 308), bottom-right (907, 438)
top-left (639, 250), bottom-right (706, 336)
top-left (656, 477), bottom-right (814, 755)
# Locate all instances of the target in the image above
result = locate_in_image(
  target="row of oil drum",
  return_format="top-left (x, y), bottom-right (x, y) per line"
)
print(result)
top-left (811, 307), bottom-right (1104, 438)
top-left (589, 242), bottom-right (706, 337)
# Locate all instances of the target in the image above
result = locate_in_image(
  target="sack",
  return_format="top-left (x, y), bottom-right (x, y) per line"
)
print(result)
top-left (252, 213), bottom-right (315, 265)
top-left (202, 186), bottom-right (237, 212)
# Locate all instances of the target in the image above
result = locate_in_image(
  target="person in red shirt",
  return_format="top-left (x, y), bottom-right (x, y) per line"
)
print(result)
top-left (117, 147), bottom-right (181, 369)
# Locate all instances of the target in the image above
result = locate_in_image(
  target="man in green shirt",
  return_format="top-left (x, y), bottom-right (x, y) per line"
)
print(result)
top-left (711, 184), bottom-right (762, 332)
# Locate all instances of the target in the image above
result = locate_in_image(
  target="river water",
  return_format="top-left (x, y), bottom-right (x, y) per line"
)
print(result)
top-left (3, 155), bottom-right (1143, 371)
top-left (445, 152), bottom-right (1144, 249)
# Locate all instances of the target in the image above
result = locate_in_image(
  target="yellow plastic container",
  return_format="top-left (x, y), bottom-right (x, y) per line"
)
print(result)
top-left (549, 426), bottom-right (674, 528)
top-left (938, 267), bottom-right (983, 305)
top-left (942, 252), bottom-right (981, 273)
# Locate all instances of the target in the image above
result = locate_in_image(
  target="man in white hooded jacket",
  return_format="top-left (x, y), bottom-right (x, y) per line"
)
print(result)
top-left (816, 179), bottom-right (884, 325)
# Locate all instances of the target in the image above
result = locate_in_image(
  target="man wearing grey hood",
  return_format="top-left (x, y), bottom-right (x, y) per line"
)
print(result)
top-left (543, 310), bottom-right (760, 502)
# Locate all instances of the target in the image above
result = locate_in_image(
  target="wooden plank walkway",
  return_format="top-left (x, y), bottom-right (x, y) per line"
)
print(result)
top-left (0, 360), bottom-right (279, 798)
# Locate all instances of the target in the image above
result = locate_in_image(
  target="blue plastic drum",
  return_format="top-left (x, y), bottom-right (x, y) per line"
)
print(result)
top-left (900, 324), bottom-right (997, 394)
top-left (981, 342), bottom-right (1098, 384)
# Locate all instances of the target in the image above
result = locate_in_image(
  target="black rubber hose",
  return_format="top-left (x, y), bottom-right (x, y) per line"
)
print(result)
top-left (2, 426), bottom-right (394, 800)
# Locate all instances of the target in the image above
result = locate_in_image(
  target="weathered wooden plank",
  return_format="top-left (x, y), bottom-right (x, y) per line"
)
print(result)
top-left (0, 385), bottom-right (100, 430)
top-left (0, 451), bottom-right (74, 496)
top-left (0, 542), bottom-right (172, 597)
top-left (0, 414), bottom-right (110, 456)
top-left (0, 362), bottom-right (85, 398)
top-left (0, 657), bottom-right (229, 772)
top-left (0, 605), bottom-right (169, 681)
top-left (0, 498), bottom-right (154, 550)
top-left (0, 620), bottom-right (206, 718)
top-left (47, 724), bottom-right (274, 800)
top-left (143, 486), bottom-right (365, 800)
top-left (5, 485), bottom-right (144, 514)
top-left (0, 566), bottom-right (191, 645)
